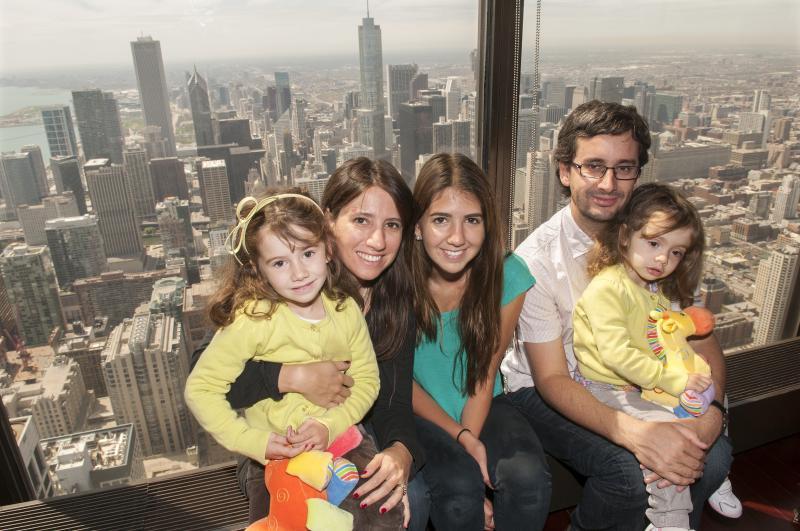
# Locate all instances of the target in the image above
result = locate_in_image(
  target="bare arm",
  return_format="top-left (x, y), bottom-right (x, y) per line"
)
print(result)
top-left (526, 339), bottom-right (708, 486)
top-left (412, 381), bottom-right (463, 437)
top-left (461, 294), bottom-right (526, 436)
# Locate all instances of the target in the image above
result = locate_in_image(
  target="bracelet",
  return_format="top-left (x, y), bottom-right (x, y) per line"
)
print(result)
top-left (456, 427), bottom-right (471, 443)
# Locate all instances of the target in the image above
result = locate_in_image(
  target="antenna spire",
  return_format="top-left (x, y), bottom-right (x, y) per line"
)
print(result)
top-left (367, 0), bottom-right (370, 18)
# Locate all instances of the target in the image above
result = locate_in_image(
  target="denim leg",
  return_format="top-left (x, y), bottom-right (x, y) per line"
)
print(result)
top-left (481, 394), bottom-right (552, 530)
top-left (407, 473), bottom-right (431, 531)
top-left (689, 434), bottom-right (733, 529)
top-left (507, 387), bottom-right (648, 531)
top-left (236, 456), bottom-right (269, 523)
top-left (414, 415), bottom-right (484, 531)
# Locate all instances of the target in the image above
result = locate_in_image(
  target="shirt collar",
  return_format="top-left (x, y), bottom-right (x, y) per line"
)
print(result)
top-left (562, 206), bottom-right (595, 259)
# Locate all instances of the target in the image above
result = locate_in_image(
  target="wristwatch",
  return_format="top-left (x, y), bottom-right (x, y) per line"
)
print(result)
top-left (709, 399), bottom-right (728, 433)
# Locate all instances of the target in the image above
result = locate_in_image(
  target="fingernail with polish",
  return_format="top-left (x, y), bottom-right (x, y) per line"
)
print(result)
top-left (380, 508), bottom-right (387, 514)
top-left (352, 492), bottom-right (360, 499)
top-left (360, 503), bottom-right (367, 509)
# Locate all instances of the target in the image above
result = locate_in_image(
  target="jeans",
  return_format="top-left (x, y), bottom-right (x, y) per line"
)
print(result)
top-left (413, 393), bottom-right (551, 531)
top-left (506, 387), bottom-right (732, 531)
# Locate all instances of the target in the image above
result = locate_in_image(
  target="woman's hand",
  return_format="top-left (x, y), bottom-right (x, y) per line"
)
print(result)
top-left (458, 430), bottom-right (493, 489)
top-left (265, 432), bottom-right (308, 460)
top-left (483, 497), bottom-right (495, 530)
top-left (685, 373), bottom-right (713, 393)
top-left (352, 442), bottom-right (413, 528)
top-left (279, 361), bottom-right (354, 408)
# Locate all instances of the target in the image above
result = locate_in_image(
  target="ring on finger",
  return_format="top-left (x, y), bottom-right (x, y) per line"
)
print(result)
top-left (396, 482), bottom-right (407, 496)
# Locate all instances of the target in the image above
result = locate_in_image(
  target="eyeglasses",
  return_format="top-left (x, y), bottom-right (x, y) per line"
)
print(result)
top-left (571, 162), bottom-right (640, 181)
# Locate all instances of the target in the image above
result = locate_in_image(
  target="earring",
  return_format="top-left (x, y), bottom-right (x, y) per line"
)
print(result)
top-left (415, 234), bottom-right (422, 241)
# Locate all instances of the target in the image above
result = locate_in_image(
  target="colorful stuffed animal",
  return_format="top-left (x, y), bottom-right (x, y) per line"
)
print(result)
top-left (642, 306), bottom-right (716, 418)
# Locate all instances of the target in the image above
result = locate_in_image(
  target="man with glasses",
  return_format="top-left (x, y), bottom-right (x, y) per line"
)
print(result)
top-left (502, 100), bottom-right (732, 530)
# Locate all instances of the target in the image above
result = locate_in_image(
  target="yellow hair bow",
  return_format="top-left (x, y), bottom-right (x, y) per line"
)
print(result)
top-left (224, 193), bottom-right (323, 265)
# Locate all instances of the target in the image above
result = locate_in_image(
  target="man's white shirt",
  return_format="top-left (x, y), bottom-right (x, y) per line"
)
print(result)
top-left (501, 205), bottom-right (594, 392)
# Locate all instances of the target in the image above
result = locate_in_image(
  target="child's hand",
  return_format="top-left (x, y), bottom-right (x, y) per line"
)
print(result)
top-left (288, 419), bottom-right (330, 451)
top-left (265, 432), bottom-right (308, 461)
top-left (685, 373), bottom-right (712, 392)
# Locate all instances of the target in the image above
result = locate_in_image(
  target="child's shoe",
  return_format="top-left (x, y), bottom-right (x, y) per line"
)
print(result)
top-left (707, 477), bottom-right (743, 518)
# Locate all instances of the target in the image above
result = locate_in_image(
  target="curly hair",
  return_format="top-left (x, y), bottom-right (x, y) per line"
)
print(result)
top-left (588, 183), bottom-right (705, 307)
top-left (207, 188), bottom-right (355, 327)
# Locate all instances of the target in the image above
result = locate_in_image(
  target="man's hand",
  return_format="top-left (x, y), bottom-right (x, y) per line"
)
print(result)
top-left (625, 418), bottom-right (708, 486)
top-left (287, 419), bottom-right (330, 451)
top-left (280, 361), bottom-right (353, 408)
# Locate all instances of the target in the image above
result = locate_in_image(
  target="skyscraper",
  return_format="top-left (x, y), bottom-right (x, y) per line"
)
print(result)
top-left (45, 215), bottom-right (107, 288)
top-left (123, 149), bottom-right (157, 220)
top-left (102, 305), bottom-right (195, 456)
top-left (398, 102), bottom-right (433, 183)
top-left (274, 71), bottom-right (292, 118)
top-left (452, 117), bottom-right (471, 157)
top-left (72, 89), bottom-right (125, 163)
top-left (40, 105), bottom-right (79, 158)
top-left (444, 77), bottom-right (463, 121)
top-left (17, 193), bottom-right (80, 246)
top-left (589, 76), bottom-right (624, 105)
top-left (772, 174), bottom-right (800, 223)
top-left (20, 145), bottom-right (48, 197)
top-left (754, 247), bottom-right (800, 345)
top-left (51, 156), bottom-right (88, 214)
top-left (358, 11), bottom-right (386, 157)
top-left (197, 159), bottom-right (233, 224)
top-left (131, 36), bottom-right (176, 156)
top-left (187, 67), bottom-right (215, 147)
top-left (432, 119), bottom-right (453, 154)
top-left (0, 151), bottom-right (44, 212)
top-left (0, 244), bottom-right (64, 346)
top-left (752, 89), bottom-right (771, 112)
top-left (387, 64), bottom-right (417, 120)
top-left (84, 159), bottom-right (143, 257)
top-left (149, 157), bottom-right (189, 201)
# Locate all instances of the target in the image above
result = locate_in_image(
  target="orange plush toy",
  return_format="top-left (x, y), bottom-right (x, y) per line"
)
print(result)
top-left (245, 459), bottom-right (326, 531)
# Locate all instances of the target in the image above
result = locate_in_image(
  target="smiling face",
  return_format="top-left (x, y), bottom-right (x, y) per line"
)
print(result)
top-left (558, 131), bottom-right (640, 237)
top-left (415, 186), bottom-right (485, 281)
top-left (622, 210), bottom-right (693, 288)
top-left (253, 224), bottom-right (329, 313)
top-left (328, 185), bottom-right (403, 285)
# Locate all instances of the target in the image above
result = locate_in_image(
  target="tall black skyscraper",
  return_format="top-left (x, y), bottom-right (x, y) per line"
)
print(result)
top-left (398, 102), bottom-right (432, 183)
top-left (72, 89), bottom-right (125, 163)
top-left (187, 67), bottom-right (215, 147)
top-left (51, 156), bottom-right (88, 215)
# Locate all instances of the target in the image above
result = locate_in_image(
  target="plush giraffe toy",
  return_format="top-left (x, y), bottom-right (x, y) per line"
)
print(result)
top-left (642, 306), bottom-right (716, 418)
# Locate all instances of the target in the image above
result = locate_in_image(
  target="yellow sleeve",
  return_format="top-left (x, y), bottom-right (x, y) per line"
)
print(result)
top-left (183, 313), bottom-right (273, 464)
top-left (579, 278), bottom-right (688, 396)
top-left (314, 301), bottom-right (380, 445)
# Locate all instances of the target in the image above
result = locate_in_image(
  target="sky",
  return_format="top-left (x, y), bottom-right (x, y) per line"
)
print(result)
top-left (0, 0), bottom-right (797, 72)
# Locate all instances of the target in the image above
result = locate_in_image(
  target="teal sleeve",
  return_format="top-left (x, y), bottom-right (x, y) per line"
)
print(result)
top-left (501, 253), bottom-right (536, 306)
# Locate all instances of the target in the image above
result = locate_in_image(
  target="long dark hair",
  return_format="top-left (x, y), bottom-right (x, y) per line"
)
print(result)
top-left (588, 183), bottom-right (705, 307)
top-left (207, 188), bottom-right (352, 327)
top-left (322, 157), bottom-right (414, 362)
top-left (410, 153), bottom-right (504, 396)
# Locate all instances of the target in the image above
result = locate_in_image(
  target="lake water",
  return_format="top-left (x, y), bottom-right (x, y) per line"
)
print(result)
top-left (0, 86), bottom-right (74, 159)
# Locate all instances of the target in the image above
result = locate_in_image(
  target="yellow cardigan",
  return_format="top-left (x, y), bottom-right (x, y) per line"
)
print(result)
top-left (184, 293), bottom-right (379, 464)
top-left (573, 264), bottom-right (688, 396)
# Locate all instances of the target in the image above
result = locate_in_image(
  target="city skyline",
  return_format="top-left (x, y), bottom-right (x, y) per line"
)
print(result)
top-left (1, 0), bottom-right (798, 72)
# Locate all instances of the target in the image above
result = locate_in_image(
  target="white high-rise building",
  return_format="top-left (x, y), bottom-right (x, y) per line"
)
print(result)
top-left (123, 149), bottom-right (157, 220)
top-left (358, 11), bottom-right (385, 157)
top-left (444, 77), bottom-right (463, 121)
top-left (752, 89), bottom-right (771, 112)
top-left (772, 174), bottom-right (800, 223)
top-left (10, 416), bottom-right (54, 499)
top-left (16, 193), bottom-right (80, 246)
top-left (197, 159), bottom-right (232, 224)
top-left (131, 36), bottom-right (176, 156)
top-left (754, 247), bottom-right (800, 345)
top-left (432, 119), bottom-right (453, 154)
top-left (102, 307), bottom-right (194, 456)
